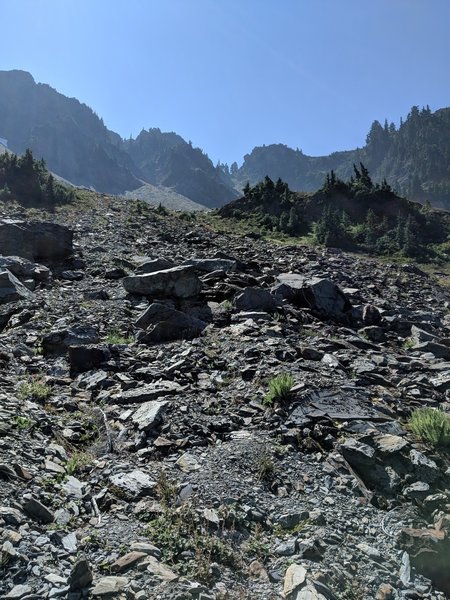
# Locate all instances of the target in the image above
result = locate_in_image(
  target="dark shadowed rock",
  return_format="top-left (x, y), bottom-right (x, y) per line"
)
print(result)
top-left (42, 326), bottom-right (99, 355)
top-left (0, 219), bottom-right (73, 261)
top-left (123, 265), bottom-right (202, 298)
top-left (68, 557), bottom-right (93, 591)
top-left (275, 274), bottom-right (351, 319)
top-left (68, 344), bottom-right (111, 372)
top-left (135, 302), bottom-right (206, 343)
top-left (22, 495), bottom-right (54, 524)
top-left (234, 287), bottom-right (278, 312)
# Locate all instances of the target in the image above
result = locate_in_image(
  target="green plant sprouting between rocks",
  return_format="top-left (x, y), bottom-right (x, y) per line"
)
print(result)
top-left (263, 373), bottom-right (295, 406)
top-left (408, 407), bottom-right (450, 447)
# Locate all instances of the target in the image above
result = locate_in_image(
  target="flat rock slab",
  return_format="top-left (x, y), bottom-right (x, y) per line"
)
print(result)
top-left (183, 257), bottom-right (237, 273)
top-left (376, 435), bottom-right (409, 454)
top-left (109, 470), bottom-right (156, 497)
top-left (123, 265), bottom-right (202, 298)
top-left (114, 382), bottom-right (182, 405)
top-left (111, 552), bottom-right (147, 573)
top-left (145, 555), bottom-right (178, 582)
top-left (0, 256), bottom-right (50, 281)
top-left (131, 400), bottom-right (169, 431)
top-left (289, 388), bottom-right (387, 422)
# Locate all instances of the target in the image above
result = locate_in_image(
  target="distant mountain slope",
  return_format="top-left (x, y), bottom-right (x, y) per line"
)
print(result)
top-left (233, 106), bottom-right (450, 209)
top-left (124, 182), bottom-right (209, 212)
top-left (124, 129), bottom-right (236, 208)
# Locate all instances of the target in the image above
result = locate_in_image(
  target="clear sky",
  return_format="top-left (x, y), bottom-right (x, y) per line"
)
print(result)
top-left (1, 0), bottom-right (449, 165)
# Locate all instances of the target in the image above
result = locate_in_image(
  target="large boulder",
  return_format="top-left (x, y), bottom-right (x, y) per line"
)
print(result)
top-left (0, 220), bottom-right (73, 261)
top-left (0, 269), bottom-right (34, 304)
top-left (123, 266), bottom-right (202, 298)
top-left (275, 274), bottom-right (351, 319)
top-left (135, 302), bottom-right (206, 343)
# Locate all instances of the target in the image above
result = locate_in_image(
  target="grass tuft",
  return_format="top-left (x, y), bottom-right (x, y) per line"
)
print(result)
top-left (105, 328), bottom-right (134, 345)
top-left (263, 373), bottom-right (295, 406)
top-left (17, 377), bottom-right (52, 401)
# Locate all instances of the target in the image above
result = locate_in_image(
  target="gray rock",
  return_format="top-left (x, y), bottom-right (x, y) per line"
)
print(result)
top-left (413, 341), bottom-right (450, 360)
top-left (183, 257), bottom-right (237, 273)
top-left (114, 382), bottom-right (181, 404)
top-left (0, 219), bottom-right (73, 261)
top-left (409, 450), bottom-right (440, 483)
top-left (123, 265), bottom-right (202, 298)
top-left (275, 538), bottom-right (297, 556)
top-left (283, 564), bottom-right (307, 596)
top-left (61, 532), bottom-right (78, 553)
top-left (62, 476), bottom-right (85, 499)
top-left (42, 326), bottom-right (99, 355)
top-left (0, 256), bottom-right (50, 281)
top-left (68, 344), bottom-right (111, 372)
top-left (403, 481), bottom-right (430, 500)
top-left (4, 584), bottom-right (32, 598)
top-left (0, 506), bottom-right (24, 526)
top-left (0, 269), bottom-right (34, 304)
top-left (109, 470), bottom-right (156, 497)
top-left (135, 257), bottom-right (174, 274)
top-left (91, 576), bottom-right (128, 596)
top-left (130, 541), bottom-right (161, 559)
top-left (341, 438), bottom-right (376, 467)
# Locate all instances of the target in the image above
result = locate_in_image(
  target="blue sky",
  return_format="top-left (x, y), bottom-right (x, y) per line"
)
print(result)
top-left (1, 0), bottom-right (449, 165)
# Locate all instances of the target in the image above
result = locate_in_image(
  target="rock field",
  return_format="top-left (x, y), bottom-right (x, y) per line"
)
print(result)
top-left (0, 196), bottom-right (449, 600)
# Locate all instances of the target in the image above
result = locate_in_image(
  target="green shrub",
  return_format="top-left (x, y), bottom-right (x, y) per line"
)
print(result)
top-left (408, 407), bottom-right (450, 447)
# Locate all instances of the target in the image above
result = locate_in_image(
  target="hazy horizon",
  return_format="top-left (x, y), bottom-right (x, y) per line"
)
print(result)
top-left (1, 0), bottom-right (450, 165)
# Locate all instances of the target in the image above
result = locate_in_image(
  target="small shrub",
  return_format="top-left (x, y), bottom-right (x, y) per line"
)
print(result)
top-left (408, 407), bottom-right (450, 447)
top-left (17, 377), bottom-right (52, 401)
top-left (263, 373), bottom-right (294, 406)
top-left (66, 451), bottom-right (93, 475)
top-left (156, 470), bottom-right (178, 508)
top-left (255, 449), bottom-right (274, 482)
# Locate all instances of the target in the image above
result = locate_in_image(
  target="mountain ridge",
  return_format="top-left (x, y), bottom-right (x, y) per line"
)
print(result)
top-left (1, 70), bottom-right (450, 209)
